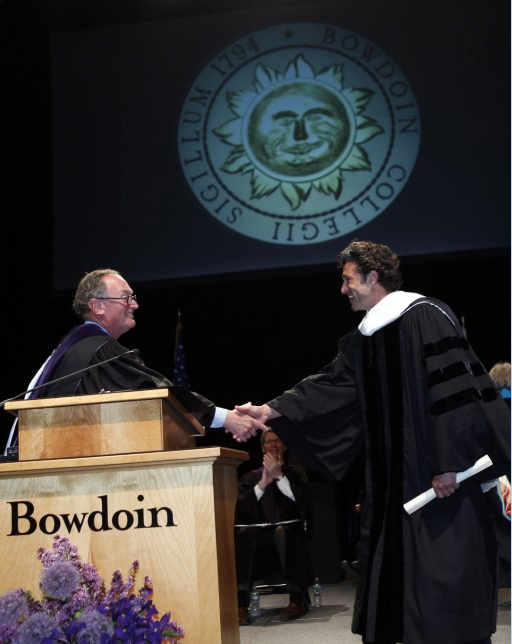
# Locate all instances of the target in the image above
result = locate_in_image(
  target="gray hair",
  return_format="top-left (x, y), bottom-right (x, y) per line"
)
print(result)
top-left (72, 268), bottom-right (121, 318)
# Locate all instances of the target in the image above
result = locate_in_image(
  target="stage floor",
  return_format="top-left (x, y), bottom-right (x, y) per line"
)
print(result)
top-left (240, 580), bottom-right (511, 644)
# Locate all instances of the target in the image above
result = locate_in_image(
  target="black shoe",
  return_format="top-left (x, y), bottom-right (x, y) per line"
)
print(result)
top-left (238, 606), bottom-right (251, 626)
top-left (280, 601), bottom-right (308, 621)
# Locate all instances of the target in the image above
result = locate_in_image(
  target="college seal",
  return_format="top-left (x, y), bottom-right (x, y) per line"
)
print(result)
top-left (178, 23), bottom-right (420, 245)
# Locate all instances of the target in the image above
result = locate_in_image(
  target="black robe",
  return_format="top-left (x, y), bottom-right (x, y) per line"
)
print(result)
top-left (235, 464), bottom-right (315, 591)
top-left (32, 324), bottom-right (216, 428)
top-left (267, 298), bottom-right (510, 643)
top-left (236, 464), bottom-right (313, 528)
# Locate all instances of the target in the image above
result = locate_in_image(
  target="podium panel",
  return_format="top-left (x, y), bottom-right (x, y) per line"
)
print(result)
top-left (5, 388), bottom-right (204, 460)
top-left (0, 448), bottom-right (248, 644)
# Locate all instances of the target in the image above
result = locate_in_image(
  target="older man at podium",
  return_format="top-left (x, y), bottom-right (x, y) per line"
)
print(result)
top-left (4, 268), bottom-right (265, 454)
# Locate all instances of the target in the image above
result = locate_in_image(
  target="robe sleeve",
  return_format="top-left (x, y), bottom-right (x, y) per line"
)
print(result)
top-left (400, 299), bottom-right (510, 479)
top-left (267, 330), bottom-right (364, 481)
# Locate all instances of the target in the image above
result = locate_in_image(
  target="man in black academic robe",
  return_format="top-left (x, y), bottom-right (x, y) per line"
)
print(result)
top-left (4, 268), bottom-right (263, 452)
top-left (235, 430), bottom-right (314, 624)
top-left (236, 241), bottom-right (510, 644)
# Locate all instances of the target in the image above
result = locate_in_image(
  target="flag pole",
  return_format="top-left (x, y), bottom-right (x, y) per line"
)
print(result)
top-left (174, 309), bottom-right (182, 361)
top-left (173, 309), bottom-right (190, 388)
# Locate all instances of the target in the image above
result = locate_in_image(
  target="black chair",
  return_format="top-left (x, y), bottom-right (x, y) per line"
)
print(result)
top-left (246, 524), bottom-right (312, 604)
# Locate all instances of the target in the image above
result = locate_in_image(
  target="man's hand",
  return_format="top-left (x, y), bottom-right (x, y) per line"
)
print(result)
top-left (235, 402), bottom-right (281, 423)
top-left (432, 472), bottom-right (460, 498)
top-left (224, 409), bottom-right (267, 442)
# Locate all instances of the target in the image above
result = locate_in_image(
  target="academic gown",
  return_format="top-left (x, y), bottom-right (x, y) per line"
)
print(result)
top-left (236, 464), bottom-right (313, 527)
top-left (34, 325), bottom-right (216, 428)
top-left (267, 297), bottom-right (511, 643)
top-left (235, 464), bottom-right (315, 591)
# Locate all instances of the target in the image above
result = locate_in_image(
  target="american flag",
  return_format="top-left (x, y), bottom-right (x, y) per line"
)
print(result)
top-left (172, 313), bottom-right (190, 388)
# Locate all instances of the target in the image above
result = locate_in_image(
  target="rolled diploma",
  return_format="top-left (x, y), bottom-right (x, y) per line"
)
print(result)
top-left (403, 454), bottom-right (493, 515)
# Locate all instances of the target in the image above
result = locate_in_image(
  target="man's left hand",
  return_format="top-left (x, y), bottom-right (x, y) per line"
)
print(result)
top-left (432, 472), bottom-right (460, 498)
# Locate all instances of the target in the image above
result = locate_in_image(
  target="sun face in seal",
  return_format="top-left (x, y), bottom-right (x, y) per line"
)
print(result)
top-left (246, 80), bottom-right (353, 178)
top-left (213, 54), bottom-right (383, 209)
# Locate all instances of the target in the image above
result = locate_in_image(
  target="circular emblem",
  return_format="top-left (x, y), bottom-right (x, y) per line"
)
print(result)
top-left (178, 23), bottom-right (421, 245)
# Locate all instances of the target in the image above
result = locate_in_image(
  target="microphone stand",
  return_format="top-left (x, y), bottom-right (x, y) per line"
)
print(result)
top-left (0, 349), bottom-right (140, 409)
top-left (0, 349), bottom-right (139, 461)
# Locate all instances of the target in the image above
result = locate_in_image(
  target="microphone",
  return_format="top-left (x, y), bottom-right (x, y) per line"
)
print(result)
top-left (0, 349), bottom-right (140, 408)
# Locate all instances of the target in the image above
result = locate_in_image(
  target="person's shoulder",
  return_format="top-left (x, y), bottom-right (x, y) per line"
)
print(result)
top-left (337, 327), bottom-right (361, 351)
top-left (244, 467), bottom-right (263, 479)
top-left (93, 338), bottom-right (130, 354)
top-left (404, 296), bottom-right (458, 326)
top-left (286, 463), bottom-right (310, 480)
top-left (341, 327), bottom-right (360, 340)
top-left (65, 333), bottom-right (116, 358)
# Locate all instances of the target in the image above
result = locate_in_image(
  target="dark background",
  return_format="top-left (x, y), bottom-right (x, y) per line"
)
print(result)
top-left (2, 0), bottom-right (510, 577)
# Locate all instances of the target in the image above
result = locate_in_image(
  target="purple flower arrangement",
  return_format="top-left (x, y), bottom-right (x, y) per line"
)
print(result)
top-left (0, 535), bottom-right (184, 643)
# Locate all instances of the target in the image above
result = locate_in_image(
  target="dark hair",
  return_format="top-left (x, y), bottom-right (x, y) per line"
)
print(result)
top-left (337, 240), bottom-right (402, 292)
top-left (261, 429), bottom-right (281, 446)
top-left (72, 268), bottom-right (121, 318)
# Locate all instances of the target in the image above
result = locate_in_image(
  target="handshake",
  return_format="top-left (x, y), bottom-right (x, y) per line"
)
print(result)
top-left (223, 402), bottom-right (281, 442)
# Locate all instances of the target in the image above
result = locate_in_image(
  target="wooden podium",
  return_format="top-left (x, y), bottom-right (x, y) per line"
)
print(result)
top-left (5, 388), bottom-right (208, 459)
top-left (1, 391), bottom-right (249, 643)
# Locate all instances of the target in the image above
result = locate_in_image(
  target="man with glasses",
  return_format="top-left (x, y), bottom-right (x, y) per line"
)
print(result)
top-left (234, 429), bottom-right (314, 625)
top-left (4, 268), bottom-right (264, 452)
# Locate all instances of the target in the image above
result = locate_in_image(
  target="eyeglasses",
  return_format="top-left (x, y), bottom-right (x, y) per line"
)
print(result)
top-left (96, 294), bottom-right (137, 305)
